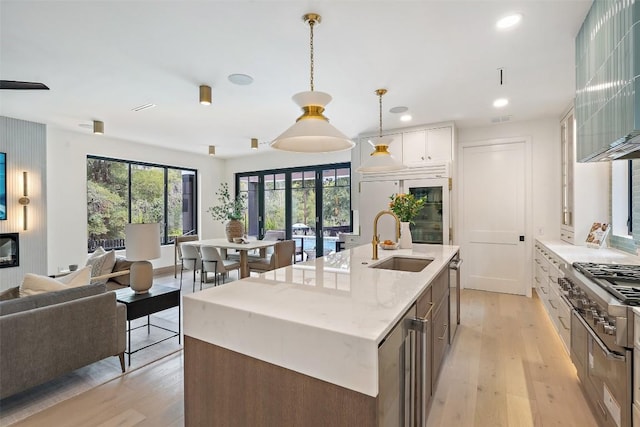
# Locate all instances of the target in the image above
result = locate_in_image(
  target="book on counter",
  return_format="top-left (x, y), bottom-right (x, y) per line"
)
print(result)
top-left (585, 222), bottom-right (610, 248)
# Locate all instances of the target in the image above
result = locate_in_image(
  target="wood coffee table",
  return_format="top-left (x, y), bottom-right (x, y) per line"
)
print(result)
top-left (115, 284), bottom-right (181, 366)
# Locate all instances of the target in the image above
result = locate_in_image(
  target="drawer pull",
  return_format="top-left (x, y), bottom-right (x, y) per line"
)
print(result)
top-left (438, 324), bottom-right (448, 340)
top-left (540, 286), bottom-right (548, 295)
top-left (558, 316), bottom-right (570, 331)
top-left (417, 302), bottom-right (434, 321)
top-left (548, 300), bottom-right (557, 310)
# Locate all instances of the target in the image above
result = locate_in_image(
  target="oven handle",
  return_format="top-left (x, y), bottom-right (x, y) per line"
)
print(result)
top-left (574, 310), bottom-right (626, 361)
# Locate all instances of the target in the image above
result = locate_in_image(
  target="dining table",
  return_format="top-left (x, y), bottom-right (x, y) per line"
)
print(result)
top-left (187, 238), bottom-right (278, 279)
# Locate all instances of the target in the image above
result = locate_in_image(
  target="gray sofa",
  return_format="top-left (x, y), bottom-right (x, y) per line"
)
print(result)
top-left (0, 283), bottom-right (126, 399)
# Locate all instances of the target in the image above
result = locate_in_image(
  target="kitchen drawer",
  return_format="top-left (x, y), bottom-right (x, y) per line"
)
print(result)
top-left (555, 294), bottom-right (571, 355)
top-left (560, 228), bottom-right (574, 244)
top-left (431, 267), bottom-right (449, 307)
top-left (634, 403), bottom-right (640, 427)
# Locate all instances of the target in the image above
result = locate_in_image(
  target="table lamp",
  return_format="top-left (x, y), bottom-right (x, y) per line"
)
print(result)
top-left (125, 223), bottom-right (161, 294)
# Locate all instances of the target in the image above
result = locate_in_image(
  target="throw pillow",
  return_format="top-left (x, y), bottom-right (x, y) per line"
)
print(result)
top-left (57, 265), bottom-right (92, 286)
top-left (19, 274), bottom-right (69, 297)
top-left (86, 247), bottom-right (116, 284)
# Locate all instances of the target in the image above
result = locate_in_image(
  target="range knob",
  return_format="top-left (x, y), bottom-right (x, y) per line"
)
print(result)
top-left (604, 324), bottom-right (617, 335)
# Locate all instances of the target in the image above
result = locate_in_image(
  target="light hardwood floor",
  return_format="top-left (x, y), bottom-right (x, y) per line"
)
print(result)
top-left (13, 287), bottom-right (597, 426)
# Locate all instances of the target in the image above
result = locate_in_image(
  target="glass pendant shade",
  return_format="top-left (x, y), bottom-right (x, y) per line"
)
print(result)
top-left (357, 136), bottom-right (405, 172)
top-left (271, 91), bottom-right (355, 153)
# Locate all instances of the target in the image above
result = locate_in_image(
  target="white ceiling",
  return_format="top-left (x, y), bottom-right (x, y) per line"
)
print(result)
top-left (0, 0), bottom-right (591, 159)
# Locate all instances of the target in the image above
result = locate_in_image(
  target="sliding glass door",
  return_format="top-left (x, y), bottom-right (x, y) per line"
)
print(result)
top-left (236, 162), bottom-right (351, 259)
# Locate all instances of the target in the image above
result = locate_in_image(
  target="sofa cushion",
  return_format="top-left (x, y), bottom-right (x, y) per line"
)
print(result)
top-left (0, 287), bottom-right (19, 301)
top-left (18, 267), bottom-right (92, 297)
top-left (111, 256), bottom-right (133, 286)
top-left (86, 247), bottom-right (116, 285)
top-left (0, 283), bottom-right (106, 316)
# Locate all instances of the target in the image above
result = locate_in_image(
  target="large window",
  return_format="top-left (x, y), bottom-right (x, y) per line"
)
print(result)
top-left (87, 156), bottom-right (197, 251)
top-left (237, 162), bottom-right (351, 258)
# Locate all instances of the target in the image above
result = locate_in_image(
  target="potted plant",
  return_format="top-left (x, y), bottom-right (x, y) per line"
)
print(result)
top-left (207, 183), bottom-right (247, 242)
top-left (388, 193), bottom-right (427, 249)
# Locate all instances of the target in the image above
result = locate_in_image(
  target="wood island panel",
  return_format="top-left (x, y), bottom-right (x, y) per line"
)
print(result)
top-left (184, 336), bottom-right (378, 427)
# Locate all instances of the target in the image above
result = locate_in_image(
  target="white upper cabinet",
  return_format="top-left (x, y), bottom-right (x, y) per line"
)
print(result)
top-left (359, 133), bottom-right (403, 166)
top-left (402, 126), bottom-right (453, 166)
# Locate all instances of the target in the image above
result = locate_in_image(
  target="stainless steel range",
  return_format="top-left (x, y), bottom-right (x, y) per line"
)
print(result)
top-left (561, 262), bottom-right (636, 427)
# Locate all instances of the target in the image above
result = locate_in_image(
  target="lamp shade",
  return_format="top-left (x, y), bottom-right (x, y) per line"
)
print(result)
top-left (357, 137), bottom-right (405, 173)
top-left (125, 223), bottom-right (161, 261)
top-left (271, 91), bottom-right (355, 153)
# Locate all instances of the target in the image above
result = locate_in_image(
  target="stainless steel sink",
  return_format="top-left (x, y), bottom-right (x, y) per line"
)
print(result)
top-left (369, 256), bottom-right (433, 272)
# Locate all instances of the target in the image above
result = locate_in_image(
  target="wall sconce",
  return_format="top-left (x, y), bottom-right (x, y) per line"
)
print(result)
top-left (208, 145), bottom-right (216, 156)
top-left (93, 120), bottom-right (104, 135)
top-left (200, 85), bottom-right (212, 105)
top-left (18, 171), bottom-right (29, 231)
top-left (251, 138), bottom-right (258, 150)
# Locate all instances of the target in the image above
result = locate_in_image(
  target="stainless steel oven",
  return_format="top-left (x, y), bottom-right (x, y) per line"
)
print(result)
top-left (563, 262), bottom-right (636, 427)
top-left (571, 311), bottom-right (631, 427)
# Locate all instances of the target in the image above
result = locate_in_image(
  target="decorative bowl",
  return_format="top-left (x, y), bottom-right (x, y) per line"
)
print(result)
top-left (379, 242), bottom-right (399, 250)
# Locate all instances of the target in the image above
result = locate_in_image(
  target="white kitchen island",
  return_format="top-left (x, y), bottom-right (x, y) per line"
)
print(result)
top-left (183, 243), bottom-right (459, 426)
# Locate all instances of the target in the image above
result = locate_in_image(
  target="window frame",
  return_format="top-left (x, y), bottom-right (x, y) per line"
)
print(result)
top-left (87, 155), bottom-right (198, 251)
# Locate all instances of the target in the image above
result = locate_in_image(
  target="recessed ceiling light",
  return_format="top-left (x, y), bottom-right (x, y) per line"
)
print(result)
top-left (389, 106), bottom-right (409, 114)
top-left (400, 114), bottom-right (412, 122)
top-left (493, 98), bottom-right (509, 108)
top-left (496, 14), bottom-right (522, 30)
top-left (228, 74), bottom-right (254, 85)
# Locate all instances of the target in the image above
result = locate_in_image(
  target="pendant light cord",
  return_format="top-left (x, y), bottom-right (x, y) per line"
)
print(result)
top-left (309, 18), bottom-right (315, 91)
top-left (378, 92), bottom-right (383, 138)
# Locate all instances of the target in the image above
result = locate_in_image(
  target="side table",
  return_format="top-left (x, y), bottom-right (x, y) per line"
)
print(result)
top-left (115, 285), bottom-right (181, 366)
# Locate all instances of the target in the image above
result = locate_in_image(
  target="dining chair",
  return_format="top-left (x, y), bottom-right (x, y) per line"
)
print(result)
top-left (174, 234), bottom-right (199, 278)
top-left (248, 240), bottom-right (295, 274)
top-left (200, 245), bottom-right (241, 287)
top-left (180, 244), bottom-right (202, 292)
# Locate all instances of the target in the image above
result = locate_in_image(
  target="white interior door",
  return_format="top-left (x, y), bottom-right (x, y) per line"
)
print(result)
top-left (459, 139), bottom-right (530, 296)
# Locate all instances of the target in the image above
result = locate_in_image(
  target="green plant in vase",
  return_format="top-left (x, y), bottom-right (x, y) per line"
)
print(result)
top-left (207, 182), bottom-right (247, 241)
top-left (388, 193), bottom-right (427, 249)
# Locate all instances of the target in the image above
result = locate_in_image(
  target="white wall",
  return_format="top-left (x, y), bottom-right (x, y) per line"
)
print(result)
top-left (457, 118), bottom-right (561, 243)
top-left (46, 128), bottom-right (226, 275)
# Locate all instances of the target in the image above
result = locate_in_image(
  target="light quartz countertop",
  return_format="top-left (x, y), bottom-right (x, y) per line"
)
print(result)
top-left (183, 243), bottom-right (459, 397)
top-left (536, 239), bottom-right (640, 265)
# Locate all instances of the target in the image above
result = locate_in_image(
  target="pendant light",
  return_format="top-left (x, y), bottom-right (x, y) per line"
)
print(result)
top-left (357, 89), bottom-right (404, 173)
top-left (270, 13), bottom-right (354, 153)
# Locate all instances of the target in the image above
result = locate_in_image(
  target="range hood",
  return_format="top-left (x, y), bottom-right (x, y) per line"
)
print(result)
top-left (575, 0), bottom-right (640, 162)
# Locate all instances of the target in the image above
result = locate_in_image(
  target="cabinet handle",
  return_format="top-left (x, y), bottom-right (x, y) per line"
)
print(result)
top-left (558, 316), bottom-right (570, 330)
top-left (548, 299), bottom-right (557, 310)
top-left (535, 259), bottom-right (541, 264)
top-left (438, 324), bottom-right (448, 340)
top-left (534, 277), bottom-right (540, 284)
top-left (540, 286), bottom-right (548, 295)
top-left (417, 302), bottom-right (434, 321)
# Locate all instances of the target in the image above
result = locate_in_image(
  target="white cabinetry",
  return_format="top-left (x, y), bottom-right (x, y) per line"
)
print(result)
top-left (559, 106), bottom-right (609, 245)
top-left (533, 241), bottom-right (571, 354)
top-left (402, 127), bottom-right (452, 166)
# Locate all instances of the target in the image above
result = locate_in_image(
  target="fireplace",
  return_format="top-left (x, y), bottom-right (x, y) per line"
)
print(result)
top-left (0, 233), bottom-right (19, 268)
